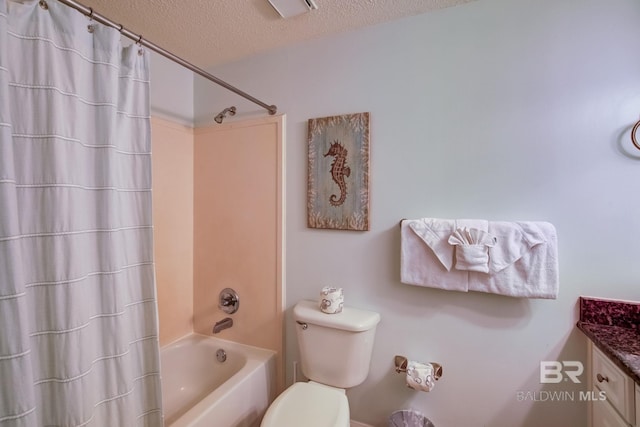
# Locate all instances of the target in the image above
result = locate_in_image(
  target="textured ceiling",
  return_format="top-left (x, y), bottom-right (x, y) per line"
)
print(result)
top-left (76, 0), bottom-right (476, 69)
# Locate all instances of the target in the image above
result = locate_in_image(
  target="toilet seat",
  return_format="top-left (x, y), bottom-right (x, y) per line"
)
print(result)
top-left (260, 381), bottom-right (350, 427)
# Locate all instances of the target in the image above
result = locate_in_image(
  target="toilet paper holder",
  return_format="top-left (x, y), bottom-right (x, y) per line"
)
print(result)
top-left (394, 355), bottom-right (443, 380)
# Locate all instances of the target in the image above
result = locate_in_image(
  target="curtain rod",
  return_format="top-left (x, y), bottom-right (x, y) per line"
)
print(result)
top-left (55, 0), bottom-right (278, 116)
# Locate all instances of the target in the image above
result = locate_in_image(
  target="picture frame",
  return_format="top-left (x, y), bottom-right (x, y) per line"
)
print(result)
top-left (307, 112), bottom-right (370, 231)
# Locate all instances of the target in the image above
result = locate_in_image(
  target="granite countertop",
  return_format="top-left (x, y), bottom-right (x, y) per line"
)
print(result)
top-left (577, 296), bottom-right (640, 385)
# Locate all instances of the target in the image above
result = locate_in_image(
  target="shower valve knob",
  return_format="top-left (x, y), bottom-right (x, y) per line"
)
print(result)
top-left (218, 288), bottom-right (239, 314)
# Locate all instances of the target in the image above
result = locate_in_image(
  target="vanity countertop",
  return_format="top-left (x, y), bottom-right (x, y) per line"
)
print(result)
top-left (576, 296), bottom-right (640, 385)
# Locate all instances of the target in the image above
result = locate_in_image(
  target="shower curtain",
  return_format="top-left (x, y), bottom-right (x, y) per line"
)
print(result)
top-left (0, 1), bottom-right (163, 426)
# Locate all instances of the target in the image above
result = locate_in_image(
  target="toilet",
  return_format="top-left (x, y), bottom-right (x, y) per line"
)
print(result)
top-left (261, 299), bottom-right (381, 427)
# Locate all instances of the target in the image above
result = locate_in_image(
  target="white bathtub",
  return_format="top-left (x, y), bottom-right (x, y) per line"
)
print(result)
top-left (160, 333), bottom-right (277, 427)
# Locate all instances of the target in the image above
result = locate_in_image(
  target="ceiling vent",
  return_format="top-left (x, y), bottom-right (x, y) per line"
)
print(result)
top-left (267, 0), bottom-right (318, 18)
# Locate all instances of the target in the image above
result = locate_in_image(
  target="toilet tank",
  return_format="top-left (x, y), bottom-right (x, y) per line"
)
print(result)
top-left (293, 300), bottom-right (380, 389)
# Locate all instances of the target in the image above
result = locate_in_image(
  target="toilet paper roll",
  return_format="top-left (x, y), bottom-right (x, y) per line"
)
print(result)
top-left (406, 360), bottom-right (438, 392)
top-left (319, 287), bottom-right (344, 314)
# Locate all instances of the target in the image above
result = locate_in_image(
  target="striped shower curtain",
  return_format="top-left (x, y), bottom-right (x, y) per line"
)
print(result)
top-left (0, 1), bottom-right (163, 426)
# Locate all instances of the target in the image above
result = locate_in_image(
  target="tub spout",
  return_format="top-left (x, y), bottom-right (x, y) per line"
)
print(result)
top-left (213, 317), bottom-right (233, 334)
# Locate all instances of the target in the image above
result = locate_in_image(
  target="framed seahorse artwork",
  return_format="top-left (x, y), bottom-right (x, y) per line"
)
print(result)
top-left (307, 112), bottom-right (370, 231)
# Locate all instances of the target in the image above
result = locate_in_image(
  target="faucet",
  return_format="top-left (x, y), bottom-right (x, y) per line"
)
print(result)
top-left (212, 317), bottom-right (233, 334)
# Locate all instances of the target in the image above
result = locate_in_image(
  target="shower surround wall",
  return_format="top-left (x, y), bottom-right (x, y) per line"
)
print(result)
top-left (193, 0), bottom-right (640, 425)
top-left (149, 106), bottom-right (284, 386)
top-left (193, 117), bottom-right (285, 389)
top-left (151, 117), bottom-right (194, 346)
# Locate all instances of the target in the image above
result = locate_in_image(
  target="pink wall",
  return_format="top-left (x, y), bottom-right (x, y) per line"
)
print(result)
top-left (193, 117), bottom-right (284, 389)
top-left (151, 117), bottom-right (194, 346)
top-left (151, 115), bottom-right (284, 386)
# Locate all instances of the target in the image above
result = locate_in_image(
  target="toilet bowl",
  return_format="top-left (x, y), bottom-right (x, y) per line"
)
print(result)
top-left (260, 382), bottom-right (349, 427)
top-left (260, 300), bottom-right (380, 427)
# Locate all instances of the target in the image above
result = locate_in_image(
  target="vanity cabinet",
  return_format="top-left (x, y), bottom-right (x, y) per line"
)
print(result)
top-left (589, 342), bottom-right (637, 427)
top-left (635, 384), bottom-right (640, 427)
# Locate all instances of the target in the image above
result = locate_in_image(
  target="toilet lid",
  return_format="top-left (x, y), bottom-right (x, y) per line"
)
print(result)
top-left (261, 382), bottom-right (350, 427)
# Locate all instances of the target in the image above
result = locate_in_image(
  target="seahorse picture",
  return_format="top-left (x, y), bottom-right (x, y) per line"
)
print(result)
top-left (324, 140), bottom-right (350, 207)
top-left (307, 112), bottom-right (370, 231)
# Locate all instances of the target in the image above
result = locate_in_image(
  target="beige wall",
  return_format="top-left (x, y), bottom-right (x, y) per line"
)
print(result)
top-left (151, 117), bottom-right (195, 346)
top-left (193, 116), bottom-right (284, 389)
top-left (151, 114), bottom-right (284, 387)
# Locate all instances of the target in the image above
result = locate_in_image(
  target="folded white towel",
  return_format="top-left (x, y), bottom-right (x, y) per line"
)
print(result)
top-left (401, 219), bottom-right (468, 292)
top-left (400, 218), bottom-right (559, 299)
top-left (469, 221), bottom-right (558, 299)
top-left (448, 227), bottom-right (497, 273)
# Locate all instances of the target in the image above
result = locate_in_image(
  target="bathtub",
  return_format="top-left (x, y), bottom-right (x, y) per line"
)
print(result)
top-left (161, 333), bottom-right (277, 427)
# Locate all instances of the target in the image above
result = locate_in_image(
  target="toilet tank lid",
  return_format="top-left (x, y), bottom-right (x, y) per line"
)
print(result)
top-left (294, 300), bottom-right (380, 332)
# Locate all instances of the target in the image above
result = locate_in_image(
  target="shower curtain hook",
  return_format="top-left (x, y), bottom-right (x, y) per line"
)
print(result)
top-left (136, 35), bottom-right (144, 55)
top-left (39, 0), bottom-right (48, 10)
top-left (87, 8), bottom-right (95, 33)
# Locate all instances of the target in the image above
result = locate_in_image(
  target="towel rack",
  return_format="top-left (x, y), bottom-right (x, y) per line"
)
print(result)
top-left (632, 119), bottom-right (640, 151)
